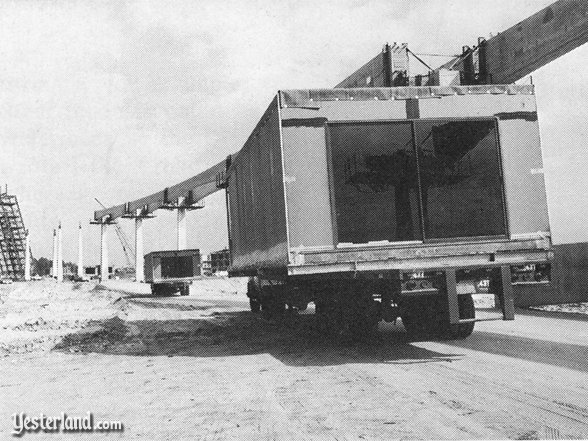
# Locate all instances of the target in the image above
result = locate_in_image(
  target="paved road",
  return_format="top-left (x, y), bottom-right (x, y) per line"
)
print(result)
top-left (1, 286), bottom-right (587, 439)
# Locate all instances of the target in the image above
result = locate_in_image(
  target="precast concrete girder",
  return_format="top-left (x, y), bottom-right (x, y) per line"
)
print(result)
top-left (94, 157), bottom-right (228, 222)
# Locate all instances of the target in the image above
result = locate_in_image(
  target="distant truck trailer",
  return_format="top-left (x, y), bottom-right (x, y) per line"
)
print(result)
top-left (84, 265), bottom-right (113, 279)
top-left (144, 249), bottom-right (201, 296)
top-left (224, 85), bottom-right (552, 338)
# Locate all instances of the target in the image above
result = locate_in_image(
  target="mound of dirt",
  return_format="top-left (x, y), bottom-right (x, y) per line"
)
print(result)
top-left (0, 280), bottom-right (127, 356)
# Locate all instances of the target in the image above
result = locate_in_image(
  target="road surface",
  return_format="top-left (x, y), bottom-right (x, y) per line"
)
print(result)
top-left (1, 280), bottom-right (587, 439)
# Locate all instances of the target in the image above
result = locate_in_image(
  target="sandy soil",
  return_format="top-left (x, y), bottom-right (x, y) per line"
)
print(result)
top-left (1, 279), bottom-right (587, 440)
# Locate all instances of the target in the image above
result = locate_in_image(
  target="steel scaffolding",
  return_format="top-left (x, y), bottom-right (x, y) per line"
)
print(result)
top-left (0, 192), bottom-right (27, 280)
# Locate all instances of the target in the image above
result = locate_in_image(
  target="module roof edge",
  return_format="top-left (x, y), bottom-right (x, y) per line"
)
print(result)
top-left (279, 84), bottom-right (535, 107)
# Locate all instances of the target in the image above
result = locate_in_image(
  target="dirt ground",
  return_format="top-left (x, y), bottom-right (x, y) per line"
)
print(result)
top-left (1, 279), bottom-right (587, 440)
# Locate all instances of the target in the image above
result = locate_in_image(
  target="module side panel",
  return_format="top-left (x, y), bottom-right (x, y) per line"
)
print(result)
top-left (228, 97), bottom-right (288, 274)
top-left (144, 254), bottom-right (154, 283)
top-left (282, 123), bottom-right (335, 249)
top-left (417, 93), bottom-right (550, 237)
top-left (497, 118), bottom-right (550, 235)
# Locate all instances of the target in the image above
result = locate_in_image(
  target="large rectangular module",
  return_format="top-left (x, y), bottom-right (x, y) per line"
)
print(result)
top-left (227, 85), bottom-right (552, 276)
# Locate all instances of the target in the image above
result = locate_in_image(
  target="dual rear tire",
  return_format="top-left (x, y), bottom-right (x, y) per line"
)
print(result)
top-left (401, 293), bottom-right (475, 339)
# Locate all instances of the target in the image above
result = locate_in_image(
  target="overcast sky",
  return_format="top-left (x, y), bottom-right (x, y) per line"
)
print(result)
top-left (1, 0), bottom-right (587, 266)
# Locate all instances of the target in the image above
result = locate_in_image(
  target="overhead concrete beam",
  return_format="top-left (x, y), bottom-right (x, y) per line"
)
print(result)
top-left (94, 158), bottom-right (228, 222)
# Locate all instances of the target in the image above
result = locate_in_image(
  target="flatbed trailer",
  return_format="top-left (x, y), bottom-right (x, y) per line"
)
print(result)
top-left (224, 85), bottom-right (552, 338)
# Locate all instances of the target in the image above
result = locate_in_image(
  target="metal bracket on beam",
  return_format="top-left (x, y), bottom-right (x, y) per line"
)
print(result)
top-left (90, 215), bottom-right (117, 225)
top-left (162, 195), bottom-right (205, 211)
top-left (121, 204), bottom-right (156, 219)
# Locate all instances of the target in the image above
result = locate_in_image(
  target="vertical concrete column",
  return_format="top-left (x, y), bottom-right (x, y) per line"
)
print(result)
top-left (177, 197), bottom-right (187, 250)
top-left (24, 230), bottom-right (31, 281)
top-left (77, 223), bottom-right (84, 279)
top-left (100, 223), bottom-right (109, 282)
top-left (51, 229), bottom-right (57, 278)
top-left (135, 214), bottom-right (144, 282)
top-left (57, 223), bottom-right (63, 283)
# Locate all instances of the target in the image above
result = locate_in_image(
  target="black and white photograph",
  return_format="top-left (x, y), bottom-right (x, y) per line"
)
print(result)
top-left (1, 0), bottom-right (587, 439)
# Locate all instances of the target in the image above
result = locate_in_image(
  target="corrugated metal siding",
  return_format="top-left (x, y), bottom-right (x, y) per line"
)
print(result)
top-left (227, 96), bottom-right (288, 273)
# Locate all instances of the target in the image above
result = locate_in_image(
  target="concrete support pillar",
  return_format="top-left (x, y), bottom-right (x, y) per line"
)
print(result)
top-left (51, 229), bottom-right (57, 278)
top-left (24, 230), bottom-right (31, 281)
top-left (77, 224), bottom-right (84, 279)
top-left (100, 223), bottom-right (108, 282)
top-left (135, 216), bottom-right (144, 282)
top-left (177, 197), bottom-right (187, 250)
top-left (57, 224), bottom-right (63, 283)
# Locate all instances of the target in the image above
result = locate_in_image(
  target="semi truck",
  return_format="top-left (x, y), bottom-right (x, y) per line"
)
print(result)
top-left (94, 1), bottom-right (588, 339)
top-left (223, 85), bottom-right (552, 338)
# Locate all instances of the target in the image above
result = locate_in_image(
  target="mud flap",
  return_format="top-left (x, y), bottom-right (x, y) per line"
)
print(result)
top-left (498, 265), bottom-right (515, 320)
top-left (445, 269), bottom-right (460, 325)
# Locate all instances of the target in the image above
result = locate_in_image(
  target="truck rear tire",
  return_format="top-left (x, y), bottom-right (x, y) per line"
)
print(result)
top-left (444, 294), bottom-right (475, 339)
top-left (401, 293), bottom-right (475, 339)
top-left (247, 278), bottom-right (261, 313)
top-left (400, 296), bottom-right (440, 338)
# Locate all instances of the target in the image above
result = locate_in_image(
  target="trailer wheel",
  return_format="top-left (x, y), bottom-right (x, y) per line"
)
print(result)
top-left (262, 296), bottom-right (285, 320)
top-left (400, 296), bottom-right (440, 338)
top-left (313, 299), bottom-right (343, 336)
top-left (444, 294), bottom-right (475, 339)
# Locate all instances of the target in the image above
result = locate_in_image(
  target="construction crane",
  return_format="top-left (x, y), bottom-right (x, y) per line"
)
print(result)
top-left (336, 0), bottom-right (588, 88)
top-left (95, 198), bottom-right (135, 268)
